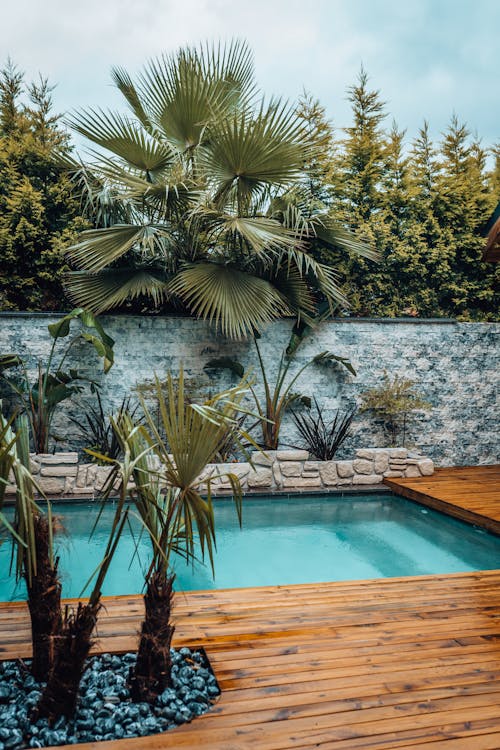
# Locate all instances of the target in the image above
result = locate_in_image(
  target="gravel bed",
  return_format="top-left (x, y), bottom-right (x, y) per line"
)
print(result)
top-left (0, 648), bottom-right (220, 748)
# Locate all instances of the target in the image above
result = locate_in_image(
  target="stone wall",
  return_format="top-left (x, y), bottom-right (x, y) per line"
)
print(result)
top-left (0, 313), bottom-right (498, 466)
top-left (4, 448), bottom-right (434, 497)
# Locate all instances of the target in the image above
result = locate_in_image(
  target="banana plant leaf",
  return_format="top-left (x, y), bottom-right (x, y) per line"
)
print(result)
top-left (48, 308), bottom-right (115, 372)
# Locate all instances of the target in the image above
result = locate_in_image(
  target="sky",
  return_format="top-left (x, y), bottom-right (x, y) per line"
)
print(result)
top-left (1, 0), bottom-right (499, 154)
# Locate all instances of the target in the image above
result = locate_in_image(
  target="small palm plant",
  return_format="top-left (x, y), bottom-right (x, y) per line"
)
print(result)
top-left (0, 412), bottom-right (63, 682)
top-left (206, 338), bottom-right (356, 449)
top-left (102, 368), bottom-right (254, 703)
top-left (35, 461), bottom-right (131, 722)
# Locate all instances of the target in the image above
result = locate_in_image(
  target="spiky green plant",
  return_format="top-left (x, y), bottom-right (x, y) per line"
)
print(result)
top-left (35, 455), bottom-right (131, 722)
top-left (99, 368), bottom-right (255, 702)
top-left (360, 372), bottom-right (431, 446)
top-left (0, 412), bottom-right (62, 681)
top-left (206, 338), bottom-right (356, 449)
top-left (64, 41), bottom-right (377, 339)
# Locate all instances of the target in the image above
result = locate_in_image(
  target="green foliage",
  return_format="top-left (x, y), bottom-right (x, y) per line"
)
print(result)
top-left (69, 391), bottom-right (140, 464)
top-left (63, 42), bottom-right (372, 338)
top-left (206, 338), bottom-right (356, 449)
top-left (0, 61), bottom-right (88, 311)
top-left (328, 69), bottom-right (499, 320)
top-left (360, 372), bottom-right (431, 446)
top-left (291, 399), bottom-right (357, 460)
top-left (0, 309), bottom-right (115, 452)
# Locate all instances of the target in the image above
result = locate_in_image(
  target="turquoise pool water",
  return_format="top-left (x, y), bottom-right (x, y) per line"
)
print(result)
top-left (1, 494), bottom-right (499, 601)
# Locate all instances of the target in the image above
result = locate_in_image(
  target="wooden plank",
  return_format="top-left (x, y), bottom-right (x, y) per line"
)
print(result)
top-left (1, 569), bottom-right (500, 749)
top-left (384, 465), bottom-right (500, 534)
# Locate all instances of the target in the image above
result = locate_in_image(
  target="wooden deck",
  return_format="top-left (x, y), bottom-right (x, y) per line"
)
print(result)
top-left (1, 570), bottom-right (500, 749)
top-left (384, 465), bottom-right (500, 535)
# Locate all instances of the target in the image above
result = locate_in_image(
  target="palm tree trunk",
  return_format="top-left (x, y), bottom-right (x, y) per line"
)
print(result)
top-left (129, 569), bottom-right (175, 703)
top-left (35, 601), bottom-right (100, 723)
top-left (26, 514), bottom-right (62, 682)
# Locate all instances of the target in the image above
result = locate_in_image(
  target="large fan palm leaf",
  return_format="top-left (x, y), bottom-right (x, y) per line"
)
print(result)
top-left (65, 269), bottom-right (169, 313)
top-left (68, 109), bottom-right (174, 174)
top-left (168, 262), bottom-right (292, 339)
top-left (135, 41), bottom-right (256, 152)
top-left (67, 224), bottom-right (174, 272)
top-left (201, 101), bottom-right (309, 209)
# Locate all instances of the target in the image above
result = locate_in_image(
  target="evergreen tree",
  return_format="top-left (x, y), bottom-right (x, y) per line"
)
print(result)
top-left (432, 117), bottom-right (499, 319)
top-left (329, 67), bottom-right (391, 315)
top-left (327, 70), bottom-right (499, 320)
top-left (0, 61), bottom-right (86, 311)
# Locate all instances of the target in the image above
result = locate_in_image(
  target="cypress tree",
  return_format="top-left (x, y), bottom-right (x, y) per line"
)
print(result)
top-left (0, 61), bottom-right (86, 311)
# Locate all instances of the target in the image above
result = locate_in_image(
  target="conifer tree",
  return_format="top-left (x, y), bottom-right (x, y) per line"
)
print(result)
top-left (0, 61), bottom-right (86, 311)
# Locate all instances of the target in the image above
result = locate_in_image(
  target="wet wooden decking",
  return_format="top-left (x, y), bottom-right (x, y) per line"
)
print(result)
top-left (1, 570), bottom-right (500, 749)
top-left (384, 465), bottom-right (500, 535)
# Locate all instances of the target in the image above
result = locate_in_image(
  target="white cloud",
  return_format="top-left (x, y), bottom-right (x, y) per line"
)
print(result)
top-left (1, 0), bottom-right (498, 147)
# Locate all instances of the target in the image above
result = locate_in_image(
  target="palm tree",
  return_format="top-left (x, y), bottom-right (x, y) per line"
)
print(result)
top-left (106, 368), bottom-right (253, 702)
top-left (35, 463), bottom-right (130, 722)
top-left (0, 413), bottom-right (62, 681)
top-left (65, 41), bottom-right (377, 339)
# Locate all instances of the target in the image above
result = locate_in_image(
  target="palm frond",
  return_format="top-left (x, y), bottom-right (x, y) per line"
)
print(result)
top-left (65, 268), bottom-right (169, 313)
top-left (136, 42), bottom-right (253, 152)
top-left (68, 109), bottom-right (174, 174)
top-left (66, 224), bottom-right (173, 272)
top-left (201, 100), bottom-right (308, 208)
top-left (111, 67), bottom-right (153, 131)
top-left (197, 210), bottom-right (299, 257)
top-left (168, 262), bottom-right (291, 339)
top-left (313, 217), bottom-right (380, 261)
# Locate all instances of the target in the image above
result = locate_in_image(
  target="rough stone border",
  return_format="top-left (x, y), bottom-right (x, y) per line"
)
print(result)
top-left (5, 448), bottom-right (434, 497)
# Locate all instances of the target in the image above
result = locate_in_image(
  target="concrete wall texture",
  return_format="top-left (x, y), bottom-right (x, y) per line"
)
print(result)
top-left (0, 313), bottom-right (498, 467)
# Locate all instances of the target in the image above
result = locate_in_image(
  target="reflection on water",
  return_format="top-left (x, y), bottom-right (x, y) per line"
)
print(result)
top-left (1, 494), bottom-right (499, 601)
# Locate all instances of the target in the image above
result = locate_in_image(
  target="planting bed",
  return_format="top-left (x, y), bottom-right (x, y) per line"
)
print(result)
top-left (0, 648), bottom-right (219, 748)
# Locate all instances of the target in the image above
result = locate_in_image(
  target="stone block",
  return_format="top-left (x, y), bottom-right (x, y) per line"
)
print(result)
top-left (252, 451), bottom-right (276, 467)
top-left (383, 470), bottom-right (404, 477)
top-left (336, 461), bottom-right (354, 478)
top-left (276, 450), bottom-right (309, 461)
top-left (389, 458), bottom-right (408, 466)
top-left (37, 452), bottom-right (78, 465)
top-left (29, 459), bottom-right (41, 474)
top-left (404, 465), bottom-right (422, 478)
top-left (282, 476), bottom-right (321, 488)
top-left (336, 477), bottom-right (353, 485)
top-left (303, 461), bottom-right (321, 473)
top-left (272, 462), bottom-right (282, 487)
top-left (95, 467), bottom-right (113, 490)
top-left (319, 461), bottom-right (338, 486)
top-left (76, 466), bottom-right (88, 488)
top-left (355, 449), bottom-right (375, 460)
top-left (4, 484), bottom-right (16, 494)
top-left (418, 459), bottom-right (434, 476)
top-left (388, 449), bottom-right (408, 458)
top-left (353, 474), bottom-right (383, 485)
top-left (86, 464), bottom-right (98, 485)
top-left (41, 465), bottom-right (78, 477)
top-left (280, 462), bottom-right (302, 477)
top-left (353, 459), bottom-right (373, 475)
top-left (247, 468), bottom-right (273, 488)
top-left (37, 478), bottom-right (65, 495)
top-left (68, 486), bottom-right (96, 496)
top-left (374, 452), bottom-right (389, 474)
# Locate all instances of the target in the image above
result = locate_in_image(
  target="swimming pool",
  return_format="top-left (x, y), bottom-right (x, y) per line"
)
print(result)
top-left (1, 494), bottom-right (499, 601)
